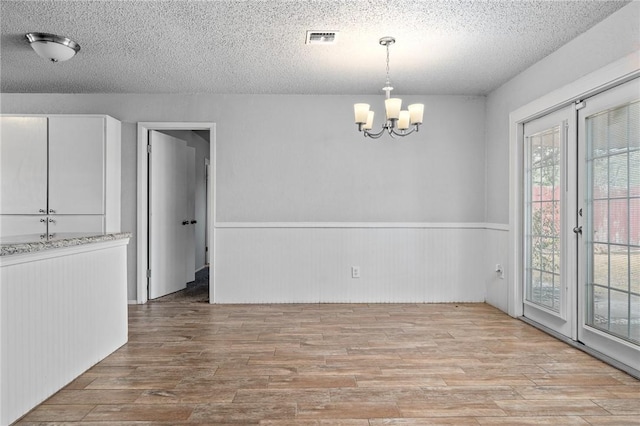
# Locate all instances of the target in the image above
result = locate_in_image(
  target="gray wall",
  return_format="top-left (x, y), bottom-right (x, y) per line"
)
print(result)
top-left (484, 1), bottom-right (640, 224)
top-left (1, 94), bottom-right (486, 300)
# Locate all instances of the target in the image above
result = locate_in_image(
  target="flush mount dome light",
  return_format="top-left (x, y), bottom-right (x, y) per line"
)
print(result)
top-left (25, 32), bottom-right (80, 62)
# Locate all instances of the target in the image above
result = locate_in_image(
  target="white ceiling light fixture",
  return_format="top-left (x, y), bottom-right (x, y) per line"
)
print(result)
top-left (25, 32), bottom-right (80, 62)
top-left (354, 37), bottom-right (424, 139)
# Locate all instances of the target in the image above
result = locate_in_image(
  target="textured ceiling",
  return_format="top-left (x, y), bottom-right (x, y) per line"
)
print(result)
top-left (0, 0), bottom-right (631, 95)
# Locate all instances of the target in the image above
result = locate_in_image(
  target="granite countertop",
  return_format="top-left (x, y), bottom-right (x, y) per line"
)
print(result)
top-left (1, 232), bottom-right (132, 256)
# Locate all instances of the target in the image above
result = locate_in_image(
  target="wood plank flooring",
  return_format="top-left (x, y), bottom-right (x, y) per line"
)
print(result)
top-left (16, 303), bottom-right (640, 425)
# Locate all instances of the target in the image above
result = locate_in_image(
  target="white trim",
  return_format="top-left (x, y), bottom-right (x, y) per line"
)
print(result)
top-left (508, 51), bottom-right (640, 318)
top-left (214, 222), bottom-right (509, 230)
top-left (128, 299), bottom-right (138, 304)
top-left (136, 122), bottom-right (216, 305)
top-left (0, 238), bottom-right (130, 267)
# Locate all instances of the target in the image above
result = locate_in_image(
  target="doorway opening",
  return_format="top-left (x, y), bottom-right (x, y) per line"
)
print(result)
top-left (136, 122), bottom-right (216, 305)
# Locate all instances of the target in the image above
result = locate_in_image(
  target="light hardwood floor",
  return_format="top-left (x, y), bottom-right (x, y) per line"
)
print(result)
top-left (17, 302), bottom-right (640, 425)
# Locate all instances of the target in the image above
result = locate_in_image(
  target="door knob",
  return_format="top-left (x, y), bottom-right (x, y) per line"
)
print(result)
top-left (573, 226), bottom-right (582, 235)
top-left (182, 220), bottom-right (189, 225)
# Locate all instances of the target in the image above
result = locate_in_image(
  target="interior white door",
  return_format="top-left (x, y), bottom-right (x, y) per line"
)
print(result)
top-left (522, 105), bottom-right (576, 339)
top-left (185, 146), bottom-right (196, 283)
top-left (149, 131), bottom-right (189, 299)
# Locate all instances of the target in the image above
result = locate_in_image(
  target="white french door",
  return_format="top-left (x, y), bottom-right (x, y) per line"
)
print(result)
top-left (577, 78), bottom-right (639, 370)
top-left (523, 77), bottom-right (639, 372)
top-left (523, 105), bottom-right (576, 339)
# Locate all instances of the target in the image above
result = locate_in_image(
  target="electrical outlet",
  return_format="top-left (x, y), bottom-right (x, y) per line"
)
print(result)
top-left (351, 266), bottom-right (360, 279)
top-left (495, 264), bottom-right (504, 279)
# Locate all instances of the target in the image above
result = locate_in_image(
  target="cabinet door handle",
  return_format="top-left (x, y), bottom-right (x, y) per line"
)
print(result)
top-left (190, 220), bottom-right (197, 224)
top-left (48, 218), bottom-right (56, 223)
top-left (182, 220), bottom-right (189, 225)
top-left (39, 209), bottom-right (46, 213)
top-left (48, 209), bottom-right (55, 213)
top-left (40, 218), bottom-right (47, 223)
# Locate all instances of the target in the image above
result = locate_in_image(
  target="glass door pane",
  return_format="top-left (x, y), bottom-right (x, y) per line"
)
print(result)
top-left (579, 77), bottom-right (640, 372)
top-left (585, 100), bottom-right (640, 344)
top-left (523, 105), bottom-right (574, 338)
top-left (526, 126), bottom-right (562, 311)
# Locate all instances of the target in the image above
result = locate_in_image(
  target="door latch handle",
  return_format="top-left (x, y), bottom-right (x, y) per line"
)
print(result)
top-left (573, 226), bottom-right (582, 235)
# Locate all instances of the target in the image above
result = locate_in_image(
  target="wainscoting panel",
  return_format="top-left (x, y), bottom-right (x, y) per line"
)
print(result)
top-left (483, 226), bottom-right (511, 313)
top-left (0, 242), bottom-right (128, 426)
top-left (213, 226), bottom-right (491, 304)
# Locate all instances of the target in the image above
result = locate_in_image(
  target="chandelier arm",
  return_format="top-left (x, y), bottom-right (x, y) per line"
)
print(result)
top-left (363, 128), bottom-right (386, 139)
top-left (389, 123), bottom-right (421, 137)
top-left (390, 127), bottom-right (416, 137)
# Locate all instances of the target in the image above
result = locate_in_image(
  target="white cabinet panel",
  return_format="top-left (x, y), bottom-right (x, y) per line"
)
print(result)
top-left (0, 117), bottom-right (48, 214)
top-left (0, 215), bottom-right (47, 238)
top-left (48, 116), bottom-right (105, 215)
top-left (48, 215), bottom-right (104, 235)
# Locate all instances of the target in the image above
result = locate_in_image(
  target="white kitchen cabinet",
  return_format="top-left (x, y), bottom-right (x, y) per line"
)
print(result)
top-left (48, 215), bottom-right (104, 234)
top-left (0, 117), bottom-right (48, 215)
top-left (0, 215), bottom-right (47, 238)
top-left (0, 215), bottom-right (104, 239)
top-left (48, 116), bottom-right (105, 215)
top-left (0, 114), bottom-right (121, 236)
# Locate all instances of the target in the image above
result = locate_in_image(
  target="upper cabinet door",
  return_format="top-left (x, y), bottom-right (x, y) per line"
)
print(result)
top-left (48, 116), bottom-right (105, 214)
top-left (0, 117), bottom-right (48, 214)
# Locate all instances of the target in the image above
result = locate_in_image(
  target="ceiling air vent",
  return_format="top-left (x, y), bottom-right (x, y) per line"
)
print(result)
top-left (305, 31), bottom-right (338, 45)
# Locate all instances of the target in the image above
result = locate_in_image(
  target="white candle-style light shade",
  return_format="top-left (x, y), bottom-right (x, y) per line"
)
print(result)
top-left (354, 103), bottom-right (370, 124)
top-left (26, 33), bottom-right (80, 62)
top-left (408, 103), bottom-right (424, 124)
top-left (385, 98), bottom-right (402, 120)
top-left (363, 111), bottom-right (375, 130)
top-left (397, 111), bottom-right (410, 130)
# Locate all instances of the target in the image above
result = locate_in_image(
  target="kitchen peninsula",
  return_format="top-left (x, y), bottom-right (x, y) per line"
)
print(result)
top-left (0, 232), bottom-right (131, 425)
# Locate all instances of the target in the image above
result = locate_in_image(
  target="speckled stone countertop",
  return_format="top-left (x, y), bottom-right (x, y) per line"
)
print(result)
top-left (1, 232), bottom-right (132, 256)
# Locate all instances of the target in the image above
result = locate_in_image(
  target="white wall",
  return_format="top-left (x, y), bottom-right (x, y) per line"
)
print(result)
top-left (485, 1), bottom-right (640, 224)
top-left (1, 94), bottom-right (486, 302)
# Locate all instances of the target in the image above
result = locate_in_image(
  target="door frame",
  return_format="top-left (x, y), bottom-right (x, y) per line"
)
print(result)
top-left (136, 122), bottom-right (216, 304)
top-left (508, 52), bottom-right (639, 318)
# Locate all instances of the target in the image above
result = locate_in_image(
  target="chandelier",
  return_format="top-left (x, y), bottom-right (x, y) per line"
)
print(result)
top-left (353, 37), bottom-right (424, 139)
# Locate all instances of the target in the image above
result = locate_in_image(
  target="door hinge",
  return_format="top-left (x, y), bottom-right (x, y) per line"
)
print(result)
top-left (147, 269), bottom-right (151, 278)
top-left (578, 208), bottom-right (583, 217)
top-left (575, 100), bottom-right (586, 110)
top-left (147, 145), bottom-right (152, 154)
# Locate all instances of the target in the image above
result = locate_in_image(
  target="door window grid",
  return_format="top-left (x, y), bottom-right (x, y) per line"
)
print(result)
top-left (586, 100), bottom-right (640, 344)
top-left (526, 126), bottom-right (562, 312)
